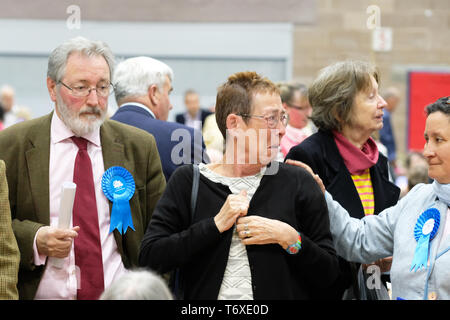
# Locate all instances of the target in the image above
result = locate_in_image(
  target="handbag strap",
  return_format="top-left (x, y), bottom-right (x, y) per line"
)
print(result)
top-left (190, 164), bottom-right (200, 221)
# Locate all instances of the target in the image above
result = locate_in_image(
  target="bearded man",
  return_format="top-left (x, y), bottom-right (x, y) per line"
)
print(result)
top-left (0, 37), bottom-right (166, 300)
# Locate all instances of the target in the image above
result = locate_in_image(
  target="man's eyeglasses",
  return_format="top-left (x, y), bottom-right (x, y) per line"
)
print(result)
top-left (238, 113), bottom-right (289, 128)
top-left (59, 81), bottom-right (114, 98)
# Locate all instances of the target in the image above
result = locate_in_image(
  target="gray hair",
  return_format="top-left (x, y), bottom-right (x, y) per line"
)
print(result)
top-left (113, 56), bottom-right (174, 105)
top-left (277, 82), bottom-right (307, 105)
top-left (382, 86), bottom-right (400, 100)
top-left (309, 60), bottom-right (379, 132)
top-left (47, 36), bottom-right (115, 83)
top-left (99, 269), bottom-right (173, 300)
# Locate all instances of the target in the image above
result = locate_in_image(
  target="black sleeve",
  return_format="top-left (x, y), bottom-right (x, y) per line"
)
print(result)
top-left (290, 168), bottom-right (340, 289)
top-left (139, 165), bottom-right (221, 274)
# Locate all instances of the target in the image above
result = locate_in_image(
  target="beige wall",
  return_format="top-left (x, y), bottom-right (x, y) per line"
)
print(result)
top-left (293, 0), bottom-right (450, 163)
top-left (1, 0), bottom-right (449, 161)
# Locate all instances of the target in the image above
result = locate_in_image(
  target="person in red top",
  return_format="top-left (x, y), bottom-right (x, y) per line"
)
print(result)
top-left (278, 83), bottom-right (313, 157)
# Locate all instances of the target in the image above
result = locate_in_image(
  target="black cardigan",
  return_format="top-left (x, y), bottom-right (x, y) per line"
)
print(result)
top-left (139, 163), bottom-right (339, 299)
top-left (286, 130), bottom-right (400, 298)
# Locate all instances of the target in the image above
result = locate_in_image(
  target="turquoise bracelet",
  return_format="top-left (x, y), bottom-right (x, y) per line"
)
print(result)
top-left (286, 232), bottom-right (302, 254)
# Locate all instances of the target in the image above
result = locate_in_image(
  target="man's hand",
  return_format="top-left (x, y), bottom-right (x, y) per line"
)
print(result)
top-left (36, 226), bottom-right (80, 258)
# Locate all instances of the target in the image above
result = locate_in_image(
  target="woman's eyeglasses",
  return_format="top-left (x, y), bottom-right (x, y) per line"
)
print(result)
top-left (238, 113), bottom-right (289, 128)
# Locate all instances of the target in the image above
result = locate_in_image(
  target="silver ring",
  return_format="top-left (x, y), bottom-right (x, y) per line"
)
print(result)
top-left (244, 223), bottom-right (249, 231)
top-left (244, 230), bottom-right (251, 237)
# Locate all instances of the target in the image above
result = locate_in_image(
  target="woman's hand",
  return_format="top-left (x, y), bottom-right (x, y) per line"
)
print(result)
top-left (285, 159), bottom-right (325, 193)
top-left (363, 256), bottom-right (393, 273)
top-left (236, 216), bottom-right (298, 249)
top-left (214, 190), bottom-right (249, 233)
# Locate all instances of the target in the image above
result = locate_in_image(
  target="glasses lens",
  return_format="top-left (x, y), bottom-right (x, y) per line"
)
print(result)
top-left (282, 114), bottom-right (289, 126)
top-left (73, 87), bottom-right (89, 97)
top-left (96, 84), bottom-right (113, 97)
top-left (266, 115), bottom-right (277, 128)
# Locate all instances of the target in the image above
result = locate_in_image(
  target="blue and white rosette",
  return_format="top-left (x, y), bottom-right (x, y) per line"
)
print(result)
top-left (102, 166), bottom-right (136, 235)
top-left (410, 208), bottom-right (440, 272)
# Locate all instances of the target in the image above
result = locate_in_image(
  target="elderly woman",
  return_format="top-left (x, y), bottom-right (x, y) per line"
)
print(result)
top-left (320, 96), bottom-right (450, 300)
top-left (286, 60), bottom-right (400, 299)
top-left (139, 71), bottom-right (339, 299)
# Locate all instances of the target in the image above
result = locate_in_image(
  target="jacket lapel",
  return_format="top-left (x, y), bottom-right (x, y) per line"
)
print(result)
top-left (319, 131), bottom-right (366, 219)
top-left (25, 113), bottom-right (52, 225)
top-left (371, 159), bottom-right (400, 213)
top-left (100, 120), bottom-right (139, 266)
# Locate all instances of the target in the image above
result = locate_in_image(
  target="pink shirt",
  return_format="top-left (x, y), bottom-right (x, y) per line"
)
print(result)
top-left (280, 125), bottom-right (310, 157)
top-left (33, 113), bottom-right (127, 300)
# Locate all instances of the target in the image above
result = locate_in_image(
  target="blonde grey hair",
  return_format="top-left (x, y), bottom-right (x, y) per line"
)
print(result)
top-left (99, 269), bottom-right (173, 300)
top-left (113, 56), bottom-right (174, 105)
top-left (47, 36), bottom-right (115, 83)
top-left (277, 82), bottom-right (307, 105)
top-left (309, 60), bottom-right (379, 132)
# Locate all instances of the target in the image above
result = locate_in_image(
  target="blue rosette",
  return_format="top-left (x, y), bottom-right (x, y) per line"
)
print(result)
top-left (410, 208), bottom-right (440, 272)
top-left (102, 166), bottom-right (136, 235)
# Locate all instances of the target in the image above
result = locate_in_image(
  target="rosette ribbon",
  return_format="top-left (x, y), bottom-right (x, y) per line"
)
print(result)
top-left (410, 208), bottom-right (440, 272)
top-left (102, 166), bottom-right (136, 235)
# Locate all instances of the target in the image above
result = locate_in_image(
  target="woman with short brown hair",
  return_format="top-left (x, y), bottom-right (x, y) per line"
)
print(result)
top-left (140, 71), bottom-right (339, 300)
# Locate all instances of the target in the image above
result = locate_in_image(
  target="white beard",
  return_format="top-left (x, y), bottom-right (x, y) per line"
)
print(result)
top-left (56, 93), bottom-right (107, 137)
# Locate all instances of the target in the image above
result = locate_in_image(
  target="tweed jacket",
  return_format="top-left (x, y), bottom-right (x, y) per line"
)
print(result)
top-left (0, 112), bottom-right (166, 299)
top-left (0, 160), bottom-right (20, 300)
top-left (326, 183), bottom-right (450, 300)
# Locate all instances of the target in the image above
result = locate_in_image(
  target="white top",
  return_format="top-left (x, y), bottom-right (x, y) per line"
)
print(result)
top-left (184, 111), bottom-right (202, 131)
top-left (198, 163), bottom-right (266, 300)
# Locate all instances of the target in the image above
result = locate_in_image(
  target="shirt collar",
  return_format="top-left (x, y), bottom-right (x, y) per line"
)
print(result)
top-left (185, 111), bottom-right (201, 121)
top-left (51, 112), bottom-right (101, 147)
top-left (119, 102), bottom-right (156, 119)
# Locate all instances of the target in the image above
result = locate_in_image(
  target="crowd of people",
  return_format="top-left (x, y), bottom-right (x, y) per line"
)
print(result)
top-left (0, 36), bottom-right (448, 301)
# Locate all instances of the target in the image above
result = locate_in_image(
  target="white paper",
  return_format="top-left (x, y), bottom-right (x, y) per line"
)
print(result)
top-left (49, 181), bottom-right (76, 268)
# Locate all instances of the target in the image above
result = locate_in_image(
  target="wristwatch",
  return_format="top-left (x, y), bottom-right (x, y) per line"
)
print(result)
top-left (286, 232), bottom-right (302, 254)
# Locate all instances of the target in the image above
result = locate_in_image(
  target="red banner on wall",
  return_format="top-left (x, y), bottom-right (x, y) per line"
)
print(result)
top-left (407, 71), bottom-right (450, 151)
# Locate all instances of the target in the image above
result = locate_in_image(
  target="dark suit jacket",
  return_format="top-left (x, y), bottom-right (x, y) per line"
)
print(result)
top-left (0, 112), bottom-right (166, 299)
top-left (111, 104), bottom-right (209, 181)
top-left (285, 130), bottom-right (400, 299)
top-left (175, 109), bottom-right (212, 129)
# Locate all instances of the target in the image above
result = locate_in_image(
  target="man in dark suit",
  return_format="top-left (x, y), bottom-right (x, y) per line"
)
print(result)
top-left (111, 57), bottom-right (209, 181)
top-left (175, 89), bottom-right (212, 131)
top-left (0, 37), bottom-right (166, 299)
